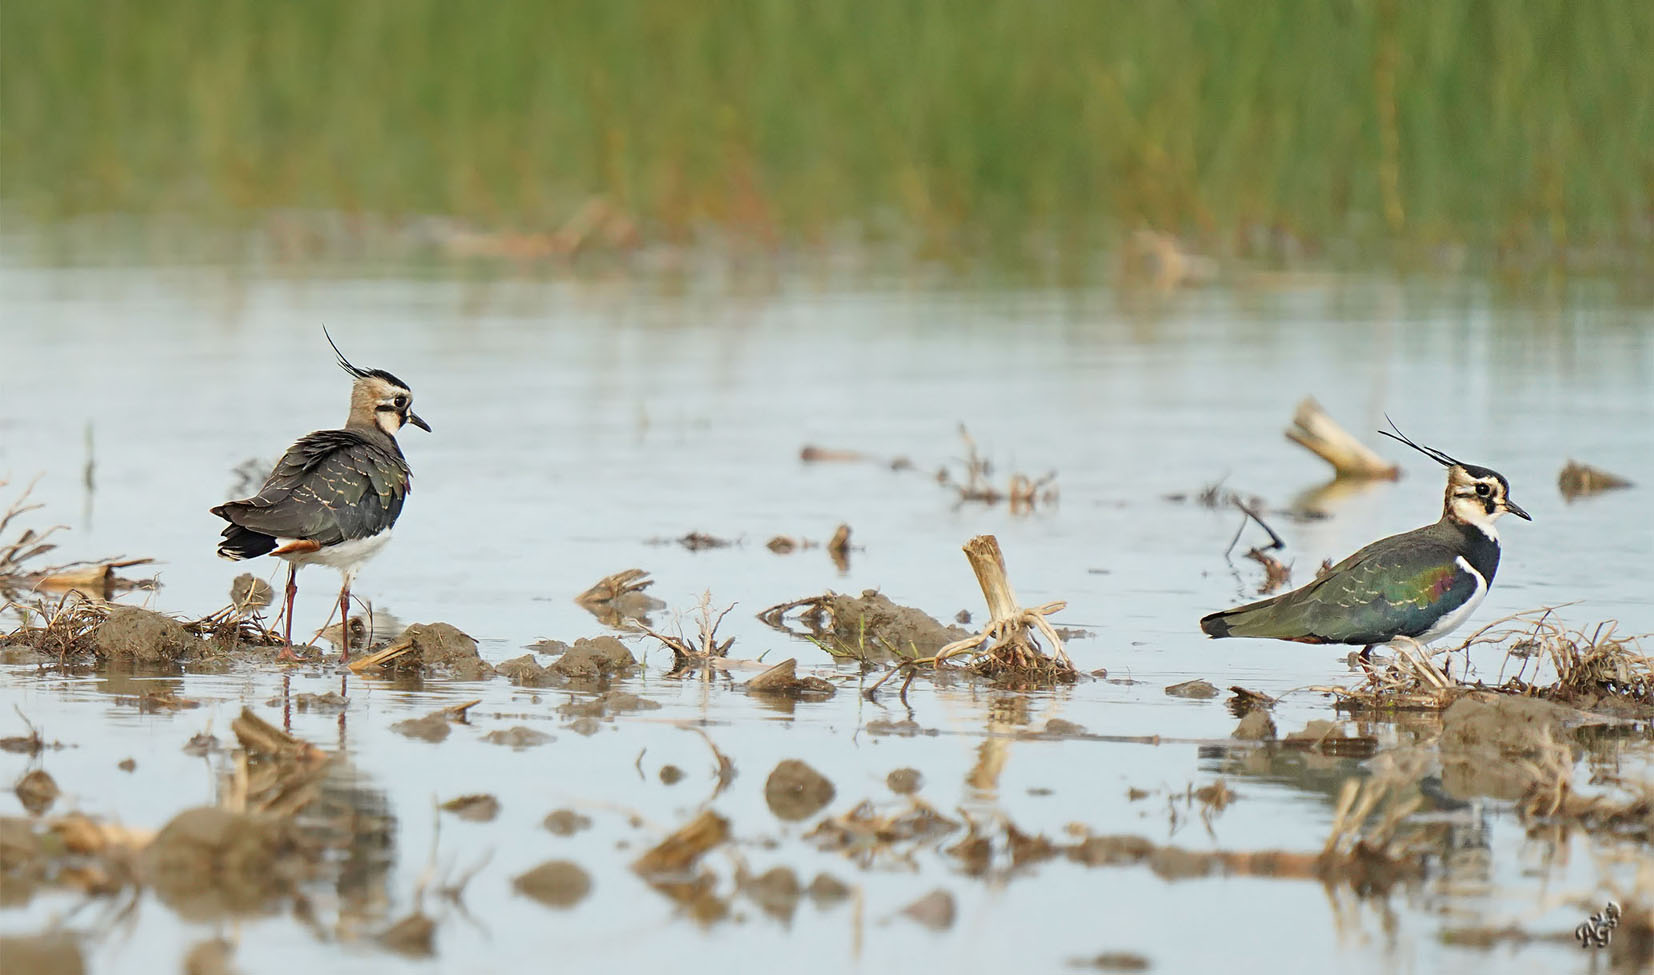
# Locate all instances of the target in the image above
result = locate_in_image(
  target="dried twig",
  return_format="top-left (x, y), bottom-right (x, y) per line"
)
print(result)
top-left (1285, 398), bottom-right (1400, 480)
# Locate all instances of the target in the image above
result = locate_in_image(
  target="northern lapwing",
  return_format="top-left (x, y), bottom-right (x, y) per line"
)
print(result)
top-left (1200, 422), bottom-right (1530, 662)
top-left (211, 330), bottom-right (430, 663)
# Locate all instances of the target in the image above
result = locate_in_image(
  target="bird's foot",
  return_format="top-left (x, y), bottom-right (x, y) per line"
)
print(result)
top-left (274, 644), bottom-right (307, 663)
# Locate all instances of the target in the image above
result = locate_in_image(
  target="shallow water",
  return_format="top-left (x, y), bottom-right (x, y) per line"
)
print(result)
top-left (2, 236), bottom-right (1651, 974)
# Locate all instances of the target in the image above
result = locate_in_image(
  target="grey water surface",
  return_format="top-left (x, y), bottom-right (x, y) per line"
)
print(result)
top-left (2, 235), bottom-right (1651, 975)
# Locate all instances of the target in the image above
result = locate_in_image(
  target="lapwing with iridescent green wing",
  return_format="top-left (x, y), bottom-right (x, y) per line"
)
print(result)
top-left (210, 329), bottom-right (430, 663)
top-left (1200, 422), bottom-right (1530, 662)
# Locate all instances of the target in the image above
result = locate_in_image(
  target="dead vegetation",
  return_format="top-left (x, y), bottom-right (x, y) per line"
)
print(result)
top-left (926, 535), bottom-right (1075, 681)
top-left (573, 568), bottom-right (665, 629)
top-left (937, 426), bottom-right (1058, 513)
top-left (1321, 609), bottom-right (1652, 715)
top-left (1558, 460), bottom-right (1633, 501)
top-left (0, 479), bottom-right (155, 597)
top-left (635, 592), bottom-right (735, 678)
top-left (1285, 398), bottom-right (1400, 480)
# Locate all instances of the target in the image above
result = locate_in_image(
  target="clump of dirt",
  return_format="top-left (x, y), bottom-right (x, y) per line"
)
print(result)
top-left (807, 872), bottom-right (851, 905)
top-left (0, 932), bottom-right (85, 975)
top-left (402, 623), bottom-right (494, 679)
top-left (1281, 719), bottom-right (1375, 756)
top-left (390, 712), bottom-right (451, 743)
top-left (14, 770), bottom-right (58, 817)
top-left (542, 809), bottom-right (591, 836)
top-left (376, 913), bottom-right (436, 959)
top-left (760, 589), bottom-right (968, 661)
top-left (1439, 693), bottom-right (1607, 800)
top-left (765, 760), bottom-right (836, 821)
top-left (496, 655), bottom-right (557, 687)
top-left (142, 806), bottom-right (306, 920)
top-left (1165, 679), bottom-right (1219, 699)
top-left (887, 768), bottom-right (923, 794)
top-left (482, 726), bottom-right (553, 749)
top-left (1558, 459), bottom-right (1632, 500)
top-left (513, 860), bottom-right (592, 909)
top-left (740, 865), bottom-right (802, 921)
top-left (1232, 710), bottom-right (1277, 741)
top-left (745, 658), bottom-right (837, 700)
top-left (91, 606), bottom-right (201, 664)
top-left (183, 937), bottom-right (236, 975)
top-left (558, 690), bottom-right (662, 722)
top-left (546, 636), bottom-right (638, 691)
top-left (901, 888), bottom-right (956, 930)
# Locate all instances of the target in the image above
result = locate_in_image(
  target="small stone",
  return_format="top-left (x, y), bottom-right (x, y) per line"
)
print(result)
top-left (659, 765), bottom-right (685, 785)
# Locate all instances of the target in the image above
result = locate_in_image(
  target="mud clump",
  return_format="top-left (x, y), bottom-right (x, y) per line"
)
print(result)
top-left (764, 760), bottom-right (836, 821)
top-left (142, 807), bottom-right (303, 920)
top-left (551, 637), bottom-right (636, 676)
top-left (807, 872), bottom-right (851, 905)
top-left (886, 768), bottom-right (924, 795)
top-left (1165, 679), bottom-right (1219, 699)
top-left (14, 769), bottom-right (59, 816)
top-left (741, 865), bottom-right (802, 921)
top-left (745, 658), bottom-right (837, 701)
top-left (514, 860), bottom-right (592, 908)
top-left (390, 712), bottom-right (451, 743)
top-left (558, 690), bottom-right (662, 720)
top-left (183, 937), bottom-right (236, 975)
top-left (92, 606), bottom-right (201, 664)
top-left (765, 590), bottom-right (968, 660)
top-left (376, 913), bottom-right (436, 958)
top-left (482, 726), bottom-right (553, 749)
top-left (0, 932), bottom-right (85, 975)
top-left (399, 623), bottom-right (493, 679)
top-left (542, 809), bottom-right (592, 836)
top-left (1440, 693), bottom-right (1601, 799)
top-left (1232, 710), bottom-right (1277, 741)
top-left (496, 655), bottom-right (556, 687)
top-left (901, 888), bottom-right (956, 930)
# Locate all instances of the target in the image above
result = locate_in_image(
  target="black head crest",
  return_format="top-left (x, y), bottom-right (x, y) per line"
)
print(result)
top-left (1377, 415), bottom-right (1464, 469)
top-left (322, 325), bottom-right (411, 389)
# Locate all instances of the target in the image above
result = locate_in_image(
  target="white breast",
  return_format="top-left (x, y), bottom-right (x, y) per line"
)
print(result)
top-left (1416, 556), bottom-right (1488, 644)
top-left (276, 531), bottom-right (394, 582)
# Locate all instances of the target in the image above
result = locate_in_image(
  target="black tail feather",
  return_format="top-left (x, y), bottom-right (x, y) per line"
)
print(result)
top-left (214, 517), bottom-right (276, 561)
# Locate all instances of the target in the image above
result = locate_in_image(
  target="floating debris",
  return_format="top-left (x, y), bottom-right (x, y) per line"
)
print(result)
top-left (1165, 679), bottom-right (1219, 700)
top-left (574, 568), bottom-right (665, 629)
top-left (440, 795), bottom-right (500, 822)
top-left (744, 658), bottom-right (837, 701)
top-left (938, 426), bottom-right (1057, 513)
top-left (14, 769), bottom-right (58, 817)
top-left (635, 594), bottom-right (735, 678)
top-left (543, 810), bottom-right (592, 836)
top-left (1284, 398), bottom-right (1400, 480)
top-left (1558, 460), bottom-right (1632, 501)
top-left (632, 810), bottom-right (729, 876)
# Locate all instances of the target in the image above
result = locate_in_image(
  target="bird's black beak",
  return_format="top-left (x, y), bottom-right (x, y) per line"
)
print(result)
top-left (1504, 498), bottom-right (1531, 521)
top-left (407, 411), bottom-right (432, 433)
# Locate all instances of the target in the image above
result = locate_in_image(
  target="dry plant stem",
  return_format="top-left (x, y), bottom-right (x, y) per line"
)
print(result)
top-left (1285, 397), bottom-right (1400, 480)
top-left (929, 535), bottom-right (1072, 671)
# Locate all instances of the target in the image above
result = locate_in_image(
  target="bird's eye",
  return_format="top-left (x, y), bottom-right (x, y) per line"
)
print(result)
top-left (1474, 482), bottom-right (1492, 497)
top-left (393, 394), bottom-right (409, 410)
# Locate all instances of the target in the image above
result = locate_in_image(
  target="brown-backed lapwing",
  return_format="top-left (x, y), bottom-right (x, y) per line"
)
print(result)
top-left (211, 329), bottom-right (429, 662)
top-left (1200, 421), bottom-right (1530, 661)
